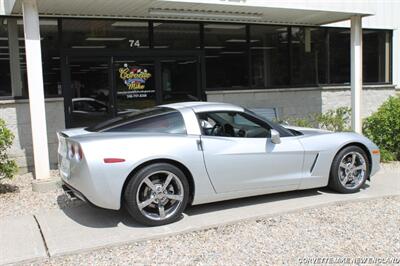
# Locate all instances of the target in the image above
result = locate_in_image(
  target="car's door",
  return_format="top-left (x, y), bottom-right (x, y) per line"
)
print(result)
top-left (198, 111), bottom-right (304, 193)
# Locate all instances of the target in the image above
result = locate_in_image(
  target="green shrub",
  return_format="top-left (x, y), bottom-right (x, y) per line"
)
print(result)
top-left (315, 107), bottom-right (351, 132)
top-left (363, 96), bottom-right (400, 162)
top-left (285, 107), bottom-right (351, 132)
top-left (0, 119), bottom-right (17, 180)
top-left (284, 117), bottom-right (314, 128)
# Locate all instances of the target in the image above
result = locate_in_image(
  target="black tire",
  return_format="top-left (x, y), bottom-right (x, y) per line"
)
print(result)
top-left (124, 163), bottom-right (189, 226)
top-left (328, 145), bottom-right (370, 193)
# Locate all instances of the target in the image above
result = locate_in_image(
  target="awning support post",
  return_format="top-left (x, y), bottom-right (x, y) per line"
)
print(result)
top-left (22, 0), bottom-right (50, 180)
top-left (350, 15), bottom-right (363, 134)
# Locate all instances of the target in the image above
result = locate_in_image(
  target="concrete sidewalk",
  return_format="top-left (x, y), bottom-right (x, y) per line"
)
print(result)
top-left (1, 165), bottom-right (399, 265)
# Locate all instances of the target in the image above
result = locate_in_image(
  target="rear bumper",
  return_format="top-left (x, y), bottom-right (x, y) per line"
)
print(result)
top-left (62, 181), bottom-right (89, 203)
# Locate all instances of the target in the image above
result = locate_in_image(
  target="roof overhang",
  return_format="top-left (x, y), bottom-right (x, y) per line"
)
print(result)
top-left (9, 0), bottom-right (372, 26)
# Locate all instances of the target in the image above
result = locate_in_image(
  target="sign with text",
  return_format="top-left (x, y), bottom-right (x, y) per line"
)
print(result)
top-left (117, 63), bottom-right (155, 99)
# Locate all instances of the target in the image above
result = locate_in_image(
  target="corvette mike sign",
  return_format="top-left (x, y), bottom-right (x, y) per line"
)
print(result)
top-left (118, 64), bottom-right (155, 99)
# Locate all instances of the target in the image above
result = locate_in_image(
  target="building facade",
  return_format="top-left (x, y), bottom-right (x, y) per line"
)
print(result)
top-left (0, 0), bottom-right (399, 175)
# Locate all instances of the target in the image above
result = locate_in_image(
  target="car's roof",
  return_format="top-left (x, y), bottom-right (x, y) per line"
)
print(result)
top-left (161, 101), bottom-right (244, 113)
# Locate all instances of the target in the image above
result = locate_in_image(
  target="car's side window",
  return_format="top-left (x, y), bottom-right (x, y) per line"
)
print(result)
top-left (198, 112), bottom-right (271, 138)
top-left (107, 111), bottom-right (186, 134)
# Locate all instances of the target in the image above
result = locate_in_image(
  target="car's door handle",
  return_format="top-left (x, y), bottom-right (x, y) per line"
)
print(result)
top-left (196, 140), bottom-right (203, 151)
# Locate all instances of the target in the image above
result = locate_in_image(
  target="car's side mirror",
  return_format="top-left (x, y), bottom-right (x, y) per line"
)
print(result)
top-left (270, 129), bottom-right (281, 144)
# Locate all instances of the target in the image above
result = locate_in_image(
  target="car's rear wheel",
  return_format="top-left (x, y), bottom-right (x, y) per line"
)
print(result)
top-left (124, 163), bottom-right (189, 226)
top-left (329, 146), bottom-right (369, 193)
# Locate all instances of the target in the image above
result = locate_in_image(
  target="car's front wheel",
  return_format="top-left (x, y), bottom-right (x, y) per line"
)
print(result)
top-left (124, 163), bottom-right (189, 226)
top-left (329, 146), bottom-right (370, 193)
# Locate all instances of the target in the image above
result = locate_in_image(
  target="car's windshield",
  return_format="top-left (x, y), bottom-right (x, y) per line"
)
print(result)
top-left (244, 108), bottom-right (294, 137)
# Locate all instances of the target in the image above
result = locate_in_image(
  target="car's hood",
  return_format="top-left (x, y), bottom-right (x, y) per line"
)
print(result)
top-left (283, 125), bottom-right (332, 136)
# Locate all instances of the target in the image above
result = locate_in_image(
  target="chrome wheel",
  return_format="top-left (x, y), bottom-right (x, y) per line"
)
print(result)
top-left (338, 151), bottom-right (367, 189)
top-left (136, 170), bottom-right (184, 221)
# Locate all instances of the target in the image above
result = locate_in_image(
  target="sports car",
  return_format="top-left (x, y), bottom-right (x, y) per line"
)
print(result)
top-left (58, 102), bottom-right (380, 226)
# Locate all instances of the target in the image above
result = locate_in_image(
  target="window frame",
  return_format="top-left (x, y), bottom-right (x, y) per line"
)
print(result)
top-left (196, 110), bottom-right (294, 138)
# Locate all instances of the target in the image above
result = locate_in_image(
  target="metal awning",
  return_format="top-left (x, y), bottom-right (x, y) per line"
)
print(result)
top-left (9, 0), bottom-right (372, 26)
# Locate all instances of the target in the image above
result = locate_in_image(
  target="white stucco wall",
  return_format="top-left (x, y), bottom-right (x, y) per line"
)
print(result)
top-left (0, 98), bottom-right (65, 172)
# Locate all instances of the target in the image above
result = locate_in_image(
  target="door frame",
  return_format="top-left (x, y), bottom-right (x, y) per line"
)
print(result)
top-left (61, 48), bottom-right (205, 128)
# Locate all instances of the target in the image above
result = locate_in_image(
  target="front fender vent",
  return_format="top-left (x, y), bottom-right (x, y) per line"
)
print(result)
top-left (310, 153), bottom-right (319, 173)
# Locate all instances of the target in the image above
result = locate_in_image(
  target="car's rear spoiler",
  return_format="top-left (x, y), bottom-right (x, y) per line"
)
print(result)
top-left (57, 127), bottom-right (91, 138)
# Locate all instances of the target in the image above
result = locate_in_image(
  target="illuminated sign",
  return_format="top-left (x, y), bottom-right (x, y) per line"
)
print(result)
top-left (119, 64), bottom-right (152, 90)
top-left (117, 63), bottom-right (155, 99)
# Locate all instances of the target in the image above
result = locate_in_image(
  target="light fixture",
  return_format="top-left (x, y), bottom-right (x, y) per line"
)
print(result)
top-left (178, 60), bottom-right (197, 65)
top-left (225, 39), bottom-right (259, 43)
top-left (204, 24), bottom-right (245, 30)
top-left (220, 51), bottom-right (244, 54)
top-left (196, 46), bottom-right (225, 49)
top-left (90, 66), bottom-right (109, 70)
top-left (16, 19), bottom-right (57, 26)
top-left (71, 46), bottom-right (106, 49)
top-left (205, 55), bottom-right (220, 58)
top-left (154, 45), bottom-right (169, 49)
top-left (86, 37), bottom-right (126, 41)
top-left (114, 60), bottom-right (136, 63)
top-left (52, 56), bottom-right (60, 60)
top-left (149, 8), bottom-right (262, 21)
top-left (250, 46), bottom-right (276, 50)
top-left (111, 21), bottom-right (162, 27)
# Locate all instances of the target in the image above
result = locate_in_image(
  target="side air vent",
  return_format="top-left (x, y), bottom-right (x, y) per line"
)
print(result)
top-left (310, 153), bottom-right (319, 173)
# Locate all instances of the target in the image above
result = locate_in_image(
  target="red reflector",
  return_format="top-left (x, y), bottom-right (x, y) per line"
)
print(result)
top-left (104, 158), bottom-right (125, 163)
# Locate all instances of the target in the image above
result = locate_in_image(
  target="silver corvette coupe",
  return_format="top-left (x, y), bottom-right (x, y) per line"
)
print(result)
top-left (58, 102), bottom-right (380, 226)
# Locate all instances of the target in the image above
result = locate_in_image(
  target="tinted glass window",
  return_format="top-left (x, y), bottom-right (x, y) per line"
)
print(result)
top-left (153, 22), bottom-right (200, 49)
top-left (363, 30), bottom-right (391, 83)
top-left (250, 25), bottom-right (289, 87)
top-left (73, 100), bottom-right (107, 112)
top-left (329, 28), bottom-right (350, 84)
top-left (62, 19), bottom-right (149, 49)
top-left (0, 18), bottom-right (11, 97)
top-left (198, 111), bottom-right (270, 138)
top-left (204, 24), bottom-right (248, 89)
top-left (291, 27), bottom-right (327, 85)
top-left (107, 111), bottom-right (186, 134)
top-left (87, 107), bottom-right (186, 134)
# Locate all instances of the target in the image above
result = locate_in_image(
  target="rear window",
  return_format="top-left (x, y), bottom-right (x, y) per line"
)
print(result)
top-left (87, 107), bottom-right (186, 134)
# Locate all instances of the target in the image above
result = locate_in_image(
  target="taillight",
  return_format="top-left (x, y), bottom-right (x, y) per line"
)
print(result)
top-left (67, 142), bottom-right (84, 161)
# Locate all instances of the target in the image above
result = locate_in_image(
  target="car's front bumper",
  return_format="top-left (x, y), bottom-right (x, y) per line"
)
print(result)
top-left (370, 151), bottom-right (381, 177)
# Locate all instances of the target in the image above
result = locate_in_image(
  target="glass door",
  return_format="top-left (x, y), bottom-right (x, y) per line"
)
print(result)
top-left (160, 57), bottom-right (200, 104)
top-left (113, 57), bottom-right (157, 111)
top-left (65, 57), bottom-right (113, 128)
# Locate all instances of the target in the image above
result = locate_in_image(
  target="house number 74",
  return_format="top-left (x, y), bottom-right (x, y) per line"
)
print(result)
top-left (129, 39), bottom-right (140, 47)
